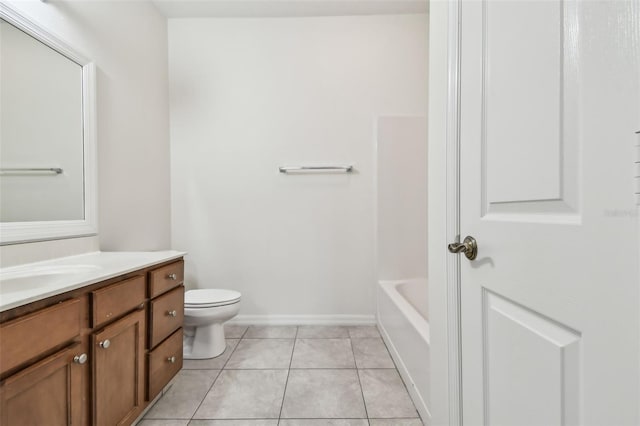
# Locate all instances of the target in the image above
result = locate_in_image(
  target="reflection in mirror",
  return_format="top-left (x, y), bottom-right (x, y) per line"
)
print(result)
top-left (0, 3), bottom-right (96, 245)
top-left (0, 18), bottom-right (85, 222)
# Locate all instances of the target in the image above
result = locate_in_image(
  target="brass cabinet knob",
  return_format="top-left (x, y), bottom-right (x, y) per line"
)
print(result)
top-left (167, 310), bottom-right (177, 317)
top-left (167, 273), bottom-right (177, 280)
top-left (167, 356), bottom-right (176, 363)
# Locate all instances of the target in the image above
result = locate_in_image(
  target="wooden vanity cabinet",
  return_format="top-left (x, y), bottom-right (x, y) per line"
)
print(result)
top-left (0, 257), bottom-right (185, 426)
top-left (0, 298), bottom-right (82, 376)
top-left (146, 263), bottom-right (185, 401)
top-left (0, 297), bottom-right (87, 425)
top-left (90, 275), bottom-right (148, 425)
top-left (91, 276), bottom-right (146, 328)
top-left (0, 343), bottom-right (85, 425)
top-left (147, 328), bottom-right (183, 400)
top-left (149, 286), bottom-right (184, 349)
top-left (148, 260), bottom-right (184, 298)
top-left (93, 309), bottom-right (146, 426)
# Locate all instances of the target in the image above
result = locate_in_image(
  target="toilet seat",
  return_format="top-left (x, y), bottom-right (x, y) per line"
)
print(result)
top-left (185, 289), bottom-right (241, 308)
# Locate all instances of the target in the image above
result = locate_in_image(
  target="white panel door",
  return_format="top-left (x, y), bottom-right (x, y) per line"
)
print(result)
top-left (458, 1), bottom-right (640, 425)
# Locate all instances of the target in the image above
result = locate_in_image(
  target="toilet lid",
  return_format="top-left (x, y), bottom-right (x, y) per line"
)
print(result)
top-left (185, 289), bottom-right (241, 307)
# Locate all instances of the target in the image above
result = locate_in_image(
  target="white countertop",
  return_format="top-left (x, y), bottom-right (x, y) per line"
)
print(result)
top-left (0, 250), bottom-right (187, 312)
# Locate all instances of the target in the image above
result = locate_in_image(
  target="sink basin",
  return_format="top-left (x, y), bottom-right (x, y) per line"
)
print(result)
top-left (0, 264), bottom-right (102, 294)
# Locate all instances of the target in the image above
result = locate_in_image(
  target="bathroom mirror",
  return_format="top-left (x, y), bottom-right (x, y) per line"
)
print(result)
top-left (0, 4), bottom-right (97, 245)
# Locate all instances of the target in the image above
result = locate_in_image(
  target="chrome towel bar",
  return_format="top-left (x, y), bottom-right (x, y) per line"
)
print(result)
top-left (0, 167), bottom-right (63, 175)
top-left (278, 165), bottom-right (354, 174)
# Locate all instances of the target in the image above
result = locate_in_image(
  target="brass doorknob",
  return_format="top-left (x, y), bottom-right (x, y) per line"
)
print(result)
top-left (448, 236), bottom-right (478, 260)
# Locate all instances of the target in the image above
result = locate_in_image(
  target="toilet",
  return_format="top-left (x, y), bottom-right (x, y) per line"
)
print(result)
top-left (183, 289), bottom-right (241, 359)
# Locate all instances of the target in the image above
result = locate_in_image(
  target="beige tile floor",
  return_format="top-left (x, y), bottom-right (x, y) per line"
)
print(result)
top-left (140, 325), bottom-right (424, 426)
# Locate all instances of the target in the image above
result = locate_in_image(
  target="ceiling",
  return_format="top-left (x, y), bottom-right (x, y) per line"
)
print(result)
top-left (151, 0), bottom-right (429, 18)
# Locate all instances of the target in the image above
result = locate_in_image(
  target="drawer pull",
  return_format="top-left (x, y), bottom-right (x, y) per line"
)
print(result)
top-left (167, 310), bottom-right (177, 317)
top-left (167, 273), bottom-right (177, 280)
top-left (73, 353), bottom-right (88, 364)
top-left (167, 356), bottom-right (176, 363)
top-left (99, 340), bottom-right (111, 349)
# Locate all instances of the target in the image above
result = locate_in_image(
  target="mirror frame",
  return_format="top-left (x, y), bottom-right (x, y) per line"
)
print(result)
top-left (0, 3), bottom-right (97, 245)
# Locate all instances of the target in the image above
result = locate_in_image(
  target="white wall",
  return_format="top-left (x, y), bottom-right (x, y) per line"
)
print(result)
top-left (169, 14), bottom-right (428, 318)
top-left (376, 116), bottom-right (428, 281)
top-left (2, 0), bottom-right (171, 254)
top-left (0, 236), bottom-right (99, 268)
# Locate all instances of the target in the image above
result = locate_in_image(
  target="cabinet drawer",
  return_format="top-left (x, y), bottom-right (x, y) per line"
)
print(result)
top-left (148, 261), bottom-right (184, 298)
top-left (147, 328), bottom-right (183, 401)
top-left (92, 275), bottom-right (146, 328)
top-left (149, 286), bottom-right (184, 348)
top-left (0, 299), bottom-right (81, 376)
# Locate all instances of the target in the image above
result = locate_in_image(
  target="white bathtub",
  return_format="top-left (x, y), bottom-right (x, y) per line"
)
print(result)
top-left (377, 279), bottom-right (430, 424)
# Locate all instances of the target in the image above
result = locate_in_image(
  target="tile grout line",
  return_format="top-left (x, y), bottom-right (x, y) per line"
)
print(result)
top-left (373, 325), bottom-right (422, 423)
top-left (219, 326), bottom-right (248, 370)
top-left (185, 367), bottom-right (223, 422)
top-left (277, 325), bottom-right (298, 425)
top-left (238, 325), bottom-right (249, 339)
top-left (377, 331), bottom-right (423, 424)
top-left (188, 325), bottom-right (248, 421)
top-left (350, 334), bottom-right (371, 422)
top-left (378, 333), bottom-right (402, 372)
top-left (156, 325), bottom-right (418, 425)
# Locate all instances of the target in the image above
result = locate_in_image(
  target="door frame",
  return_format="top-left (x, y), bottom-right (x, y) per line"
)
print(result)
top-left (428, 0), bottom-right (464, 423)
top-left (444, 0), bottom-right (463, 424)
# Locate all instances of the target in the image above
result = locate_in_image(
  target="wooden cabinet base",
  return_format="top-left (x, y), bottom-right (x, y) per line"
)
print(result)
top-left (148, 328), bottom-right (183, 401)
top-left (0, 258), bottom-right (184, 426)
top-left (0, 344), bottom-right (85, 425)
top-left (93, 309), bottom-right (146, 426)
top-left (0, 299), bottom-right (81, 377)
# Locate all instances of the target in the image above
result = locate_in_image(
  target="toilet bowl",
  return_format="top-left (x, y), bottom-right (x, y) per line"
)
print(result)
top-left (183, 289), bottom-right (241, 359)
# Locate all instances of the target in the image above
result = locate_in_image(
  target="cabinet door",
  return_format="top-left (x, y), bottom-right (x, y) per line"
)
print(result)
top-left (0, 344), bottom-right (85, 425)
top-left (93, 309), bottom-right (145, 426)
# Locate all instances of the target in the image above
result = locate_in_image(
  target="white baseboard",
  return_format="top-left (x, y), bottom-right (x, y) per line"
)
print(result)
top-left (227, 314), bottom-right (376, 326)
top-left (378, 318), bottom-right (432, 425)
